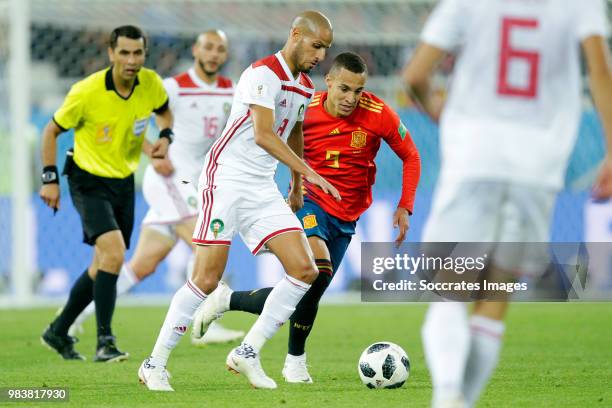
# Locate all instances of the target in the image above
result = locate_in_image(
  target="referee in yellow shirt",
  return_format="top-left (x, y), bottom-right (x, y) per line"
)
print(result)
top-left (39, 25), bottom-right (173, 362)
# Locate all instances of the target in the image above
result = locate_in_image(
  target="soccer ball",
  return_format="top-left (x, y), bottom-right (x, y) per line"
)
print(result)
top-left (358, 341), bottom-right (410, 389)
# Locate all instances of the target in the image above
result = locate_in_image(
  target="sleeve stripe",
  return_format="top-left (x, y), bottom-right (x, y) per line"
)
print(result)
top-left (358, 103), bottom-right (382, 113)
top-left (359, 98), bottom-right (384, 109)
top-left (153, 98), bottom-right (169, 114)
top-left (52, 116), bottom-right (68, 132)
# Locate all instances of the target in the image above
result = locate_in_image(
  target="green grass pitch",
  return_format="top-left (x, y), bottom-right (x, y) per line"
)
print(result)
top-left (1, 303), bottom-right (610, 407)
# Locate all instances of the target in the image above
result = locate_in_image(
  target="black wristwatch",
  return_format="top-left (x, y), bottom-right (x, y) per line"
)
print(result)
top-left (159, 128), bottom-right (174, 144)
top-left (42, 166), bottom-right (59, 185)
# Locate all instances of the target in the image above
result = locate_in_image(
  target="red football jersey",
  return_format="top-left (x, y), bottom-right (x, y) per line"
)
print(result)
top-left (302, 91), bottom-right (421, 222)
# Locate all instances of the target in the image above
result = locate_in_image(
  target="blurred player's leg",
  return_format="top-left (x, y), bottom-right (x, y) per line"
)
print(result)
top-left (462, 301), bottom-right (506, 407)
top-left (51, 269), bottom-right (93, 337)
top-left (70, 226), bottom-right (174, 335)
top-left (227, 287), bottom-right (271, 314)
top-left (140, 244), bottom-right (228, 391)
top-left (42, 264), bottom-right (94, 360)
top-left (421, 181), bottom-right (503, 406)
top-left (191, 281), bottom-right (244, 345)
top-left (422, 302), bottom-right (470, 407)
top-left (73, 218), bottom-right (242, 344)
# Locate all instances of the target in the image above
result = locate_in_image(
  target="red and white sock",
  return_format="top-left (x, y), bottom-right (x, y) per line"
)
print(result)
top-left (242, 274), bottom-right (310, 352)
top-left (150, 279), bottom-right (206, 367)
top-left (462, 315), bottom-right (505, 407)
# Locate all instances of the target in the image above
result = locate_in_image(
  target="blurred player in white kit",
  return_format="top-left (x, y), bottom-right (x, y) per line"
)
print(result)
top-left (69, 30), bottom-right (244, 345)
top-left (404, 0), bottom-right (612, 406)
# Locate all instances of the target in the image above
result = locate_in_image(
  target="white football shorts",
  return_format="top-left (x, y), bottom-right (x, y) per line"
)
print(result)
top-left (422, 179), bottom-right (556, 276)
top-left (141, 165), bottom-right (200, 239)
top-left (192, 174), bottom-right (303, 254)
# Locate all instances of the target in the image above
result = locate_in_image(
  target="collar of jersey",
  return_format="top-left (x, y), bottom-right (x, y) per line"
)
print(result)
top-left (187, 67), bottom-right (218, 89)
top-left (105, 66), bottom-right (140, 100)
top-left (274, 51), bottom-right (296, 81)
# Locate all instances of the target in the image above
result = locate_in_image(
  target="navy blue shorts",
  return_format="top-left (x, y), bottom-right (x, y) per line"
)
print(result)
top-left (295, 198), bottom-right (356, 273)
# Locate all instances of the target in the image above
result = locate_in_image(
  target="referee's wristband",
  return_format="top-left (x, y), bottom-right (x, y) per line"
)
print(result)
top-left (159, 128), bottom-right (174, 144)
top-left (41, 165), bottom-right (59, 185)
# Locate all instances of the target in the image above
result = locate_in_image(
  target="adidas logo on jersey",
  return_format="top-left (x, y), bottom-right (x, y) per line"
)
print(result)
top-left (190, 101), bottom-right (198, 109)
top-left (280, 99), bottom-right (287, 107)
top-left (329, 128), bottom-right (340, 135)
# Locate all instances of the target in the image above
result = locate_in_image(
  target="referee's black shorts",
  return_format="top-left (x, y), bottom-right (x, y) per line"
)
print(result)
top-left (65, 158), bottom-right (135, 248)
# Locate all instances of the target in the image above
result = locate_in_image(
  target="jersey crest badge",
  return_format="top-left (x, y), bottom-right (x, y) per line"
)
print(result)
top-left (187, 196), bottom-right (197, 209)
top-left (398, 122), bottom-right (408, 140)
top-left (302, 214), bottom-right (318, 230)
top-left (210, 219), bottom-right (225, 238)
top-left (254, 84), bottom-right (267, 97)
top-left (96, 125), bottom-right (112, 143)
top-left (350, 130), bottom-right (367, 148)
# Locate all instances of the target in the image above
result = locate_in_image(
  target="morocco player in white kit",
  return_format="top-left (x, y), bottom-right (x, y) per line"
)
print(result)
top-left (404, 0), bottom-right (612, 407)
top-left (67, 31), bottom-right (243, 344)
top-left (139, 11), bottom-right (337, 391)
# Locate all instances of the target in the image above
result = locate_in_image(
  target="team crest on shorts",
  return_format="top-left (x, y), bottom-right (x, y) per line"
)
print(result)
top-left (350, 130), bottom-right (367, 148)
top-left (187, 196), bottom-right (197, 209)
top-left (302, 214), bottom-right (318, 229)
top-left (210, 219), bottom-right (225, 238)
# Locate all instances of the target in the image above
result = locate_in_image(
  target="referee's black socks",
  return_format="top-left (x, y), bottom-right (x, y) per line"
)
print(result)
top-left (94, 270), bottom-right (118, 339)
top-left (52, 269), bottom-right (93, 336)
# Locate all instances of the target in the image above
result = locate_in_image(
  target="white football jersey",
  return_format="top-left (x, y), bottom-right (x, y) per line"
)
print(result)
top-left (200, 51), bottom-right (314, 184)
top-left (163, 68), bottom-right (234, 183)
top-left (422, 0), bottom-right (609, 189)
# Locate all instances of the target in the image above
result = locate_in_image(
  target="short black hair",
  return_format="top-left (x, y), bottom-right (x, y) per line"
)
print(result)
top-left (329, 52), bottom-right (368, 75)
top-left (109, 25), bottom-right (147, 49)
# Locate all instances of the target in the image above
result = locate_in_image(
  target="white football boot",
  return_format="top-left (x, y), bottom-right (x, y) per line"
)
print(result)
top-left (138, 357), bottom-right (174, 392)
top-left (192, 281), bottom-right (233, 340)
top-left (226, 343), bottom-right (277, 389)
top-left (191, 321), bottom-right (244, 346)
top-left (433, 396), bottom-right (467, 408)
top-left (282, 353), bottom-right (313, 383)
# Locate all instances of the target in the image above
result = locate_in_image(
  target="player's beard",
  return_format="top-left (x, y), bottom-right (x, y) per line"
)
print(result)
top-left (293, 40), bottom-right (312, 74)
top-left (198, 59), bottom-right (219, 77)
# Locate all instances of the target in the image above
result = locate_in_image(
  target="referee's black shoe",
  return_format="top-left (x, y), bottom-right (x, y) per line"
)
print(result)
top-left (94, 335), bottom-right (129, 363)
top-left (41, 325), bottom-right (85, 361)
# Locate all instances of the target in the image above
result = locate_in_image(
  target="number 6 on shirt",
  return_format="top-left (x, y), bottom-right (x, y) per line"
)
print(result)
top-left (497, 17), bottom-right (540, 99)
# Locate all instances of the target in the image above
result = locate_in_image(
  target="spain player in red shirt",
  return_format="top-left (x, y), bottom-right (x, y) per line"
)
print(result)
top-left (192, 52), bottom-right (421, 383)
